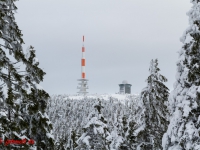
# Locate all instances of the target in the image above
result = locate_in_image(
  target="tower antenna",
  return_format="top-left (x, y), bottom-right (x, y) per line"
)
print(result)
top-left (77, 35), bottom-right (89, 95)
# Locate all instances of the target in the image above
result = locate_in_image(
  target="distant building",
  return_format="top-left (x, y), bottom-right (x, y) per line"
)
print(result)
top-left (119, 80), bottom-right (132, 94)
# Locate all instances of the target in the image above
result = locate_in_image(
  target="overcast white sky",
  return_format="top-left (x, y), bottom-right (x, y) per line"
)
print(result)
top-left (15, 0), bottom-right (191, 95)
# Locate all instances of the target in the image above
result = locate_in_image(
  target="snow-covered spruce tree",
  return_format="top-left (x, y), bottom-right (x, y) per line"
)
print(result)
top-left (76, 99), bottom-right (110, 150)
top-left (118, 116), bottom-right (129, 150)
top-left (66, 128), bottom-right (79, 150)
top-left (162, 1), bottom-right (200, 150)
top-left (0, 1), bottom-right (31, 149)
top-left (125, 119), bottom-right (138, 149)
top-left (0, 0), bottom-right (54, 148)
top-left (22, 46), bottom-right (54, 149)
top-left (109, 126), bottom-right (123, 150)
top-left (109, 112), bottom-right (125, 150)
top-left (109, 113), bottom-right (128, 150)
top-left (135, 59), bottom-right (169, 150)
top-left (55, 135), bottom-right (67, 150)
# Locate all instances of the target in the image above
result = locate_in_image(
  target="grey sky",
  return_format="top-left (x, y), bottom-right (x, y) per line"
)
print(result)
top-left (15, 0), bottom-right (191, 95)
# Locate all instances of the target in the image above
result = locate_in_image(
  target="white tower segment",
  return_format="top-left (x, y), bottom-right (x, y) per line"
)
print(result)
top-left (77, 36), bottom-right (89, 95)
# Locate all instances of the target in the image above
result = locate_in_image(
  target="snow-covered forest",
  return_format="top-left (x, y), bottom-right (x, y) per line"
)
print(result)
top-left (1, 0), bottom-right (200, 150)
top-left (47, 94), bottom-right (139, 149)
top-left (48, 58), bottom-right (170, 150)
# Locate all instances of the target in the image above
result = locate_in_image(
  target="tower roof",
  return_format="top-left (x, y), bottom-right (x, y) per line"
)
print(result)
top-left (122, 80), bottom-right (128, 84)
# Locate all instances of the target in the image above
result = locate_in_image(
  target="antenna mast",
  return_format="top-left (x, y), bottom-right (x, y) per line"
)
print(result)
top-left (77, 35), bottom-right (89, 95)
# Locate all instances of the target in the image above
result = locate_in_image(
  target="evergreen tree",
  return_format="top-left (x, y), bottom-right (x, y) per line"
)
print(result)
top-left (66, 129), bottom-right (79, 150)
top-left (109, 126), bottom-right (123, 150)
top-left (126, 94), bottom-right (143, 149)
top-left (110, 115), bottom-right (130, 150)
top-left (109, 113), bottom-right (126, 150)
top-left (22, 46), bottom-right (54, 149)
top-left (76, 99), bottom-right (110, 150)
top-left (0, 0), bottom-right (54, 148)
top-left (56, 135), bottom-right (67, 150)
top-left (127, 121), bottom-right (137, 149)
top-left (135, 59), bottom-right (169, 150)
top-left (118, 116), bottom-right (129, 150)
top-left (163, 1), bottom-right (200, 149)
top-left (0, 1), bottom-right (30, 149)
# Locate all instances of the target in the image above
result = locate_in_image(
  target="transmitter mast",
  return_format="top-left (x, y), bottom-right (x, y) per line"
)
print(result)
top-left (77, 36), bottom-right (89, 95)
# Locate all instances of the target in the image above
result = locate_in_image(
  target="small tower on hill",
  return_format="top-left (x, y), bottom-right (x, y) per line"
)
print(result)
top-left (119, 80), bottom-right (132, 94)
top-left (77, 36), bottom-right (89, 95)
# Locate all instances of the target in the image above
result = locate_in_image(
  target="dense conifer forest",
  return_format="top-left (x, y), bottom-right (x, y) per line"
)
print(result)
top-left (1, 0), bottom-right (200, 149)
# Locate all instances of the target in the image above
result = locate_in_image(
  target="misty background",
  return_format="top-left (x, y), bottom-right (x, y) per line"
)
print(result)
top-left (15, 0), bottom-right (191, 95)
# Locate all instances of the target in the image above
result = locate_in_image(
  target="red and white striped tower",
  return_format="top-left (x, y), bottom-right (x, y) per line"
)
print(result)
top-left (77, 35), bottom-right (89, 95)
top-left (81, 36), bottom-right (86, 79)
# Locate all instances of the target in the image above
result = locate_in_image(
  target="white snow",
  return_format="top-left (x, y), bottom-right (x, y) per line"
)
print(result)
top-left (46, 133), bottom-right (54, 139)
top-left (82, 135), bottom-right (90, 146)
top-left (64, 93), bottom-right (139, 106)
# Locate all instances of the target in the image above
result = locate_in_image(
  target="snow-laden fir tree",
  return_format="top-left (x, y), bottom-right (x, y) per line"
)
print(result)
top-left (66, 128), bottom-right (79, 150)
top-left (21, 46), bottom-right (54, 149)
top-left (135, 59), bottom-right (169, 150)
top-left (109, 126), bottom-right (123, 150)
top-left (125, 119), bottom-right (137, 149)
top-left (109, 113), bottom-right (128, 150)
top-left (56, 135), bottom-right (67, 150)
top-left (162, 1), bottom-right (200, 149)
top-left (76, 99), bottom-right (111, 150)
top-left (0, 1), bottom-right (31, 149)
top-left (0, 0), bottom-right (54, 148)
